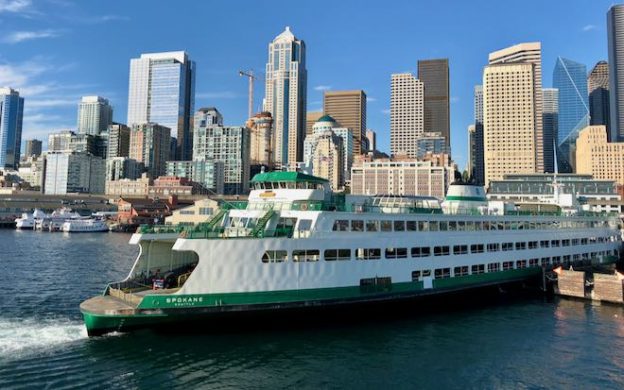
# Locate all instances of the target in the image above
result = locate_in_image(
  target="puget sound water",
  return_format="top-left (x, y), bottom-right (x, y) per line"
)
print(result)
top-left (1, 229), bottom-right (624, 389)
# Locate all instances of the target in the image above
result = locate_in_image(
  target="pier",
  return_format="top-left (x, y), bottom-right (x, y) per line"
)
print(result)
top-left (552, 268), bottom-right (624, 304)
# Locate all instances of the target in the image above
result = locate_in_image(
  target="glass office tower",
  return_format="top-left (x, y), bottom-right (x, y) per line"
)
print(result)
top-left (0, 87), bottom-right (24, 169)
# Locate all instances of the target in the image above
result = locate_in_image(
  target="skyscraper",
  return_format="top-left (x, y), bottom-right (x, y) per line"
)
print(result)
top-left (323, 90), bottom-right (367, 154)
top-left (588, 61), bottom-right (610, 133)
top-left (24, 139), bottom-right (42, 159)
top-left (77, 96), bottom-right (113, 135)
top-left (542, 88), bottom-right (559, 173)
top-left (608, 4), bottom-right (624, 141)
top-left (390, 73), bottom-right (424, 157)
top-left (246, 111), bottom-right (273, 166)
top-left (418, 59), bottom-right (450, 148)
top-left (263, 27), bottom-right (307, 167)
top-left (127, 51), bottom-right (195, 160)
top-left (129, 123), bottom-right (171, 179)
top-left (489, 42), bottom-right (544, 172)
top-left (0, 87), bottom-right (24, 169)
top-left (107, 123), bottom-right (131, 159)
top-left (483, 63), bottom-right (536, 186)
top-left (366, 129), bottom-right (376, 152)
top-left (553, 57), bottom-right (589, 172)
top-left (471, 85), bottom-right (484, 185)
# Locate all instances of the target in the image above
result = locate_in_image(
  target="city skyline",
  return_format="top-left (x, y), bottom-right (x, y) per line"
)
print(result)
top-left (0, 0), bottom-right (618, 170)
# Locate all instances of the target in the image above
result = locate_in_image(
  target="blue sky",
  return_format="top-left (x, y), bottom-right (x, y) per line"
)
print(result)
top-left (0, 0), bottom-right (616, 169)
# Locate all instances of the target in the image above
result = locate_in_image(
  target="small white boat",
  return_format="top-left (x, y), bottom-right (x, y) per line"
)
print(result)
top-left (37, 208), bottom-right (82, 232)
top-left (15, 209), bottom-right (47, 230)
top-left (62, 218), bottom-right (109, 233)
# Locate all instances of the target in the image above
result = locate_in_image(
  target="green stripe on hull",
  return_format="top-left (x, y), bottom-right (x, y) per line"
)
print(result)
top-left (433, 267), bottom-right (540, 289)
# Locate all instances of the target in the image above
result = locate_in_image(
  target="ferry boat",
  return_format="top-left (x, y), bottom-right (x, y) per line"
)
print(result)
top-left (62, 218), bottom-right (109, 233)
top-left (80, 172), bottom-right (623, 336)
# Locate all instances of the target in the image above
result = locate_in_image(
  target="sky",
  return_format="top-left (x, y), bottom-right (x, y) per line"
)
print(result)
top-left (0, 0), bottom-right (617, 170)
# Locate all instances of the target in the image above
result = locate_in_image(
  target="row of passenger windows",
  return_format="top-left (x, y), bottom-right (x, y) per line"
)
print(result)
top-left (332, 219), bottom-right (606, 232)
top-left (261, 245), bottom-right (618, 263)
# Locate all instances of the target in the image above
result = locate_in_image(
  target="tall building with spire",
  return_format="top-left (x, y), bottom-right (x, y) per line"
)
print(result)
top-left (553, 57), bottom-right (589, 172)
top-left (263, 27), bottom-right (307, 167)
top-left (488, 42), bottom-right (544, 172)
top-left (588, 61), bottom-right (610, 133)
top-left (127, 51), bottom-right (195, 160)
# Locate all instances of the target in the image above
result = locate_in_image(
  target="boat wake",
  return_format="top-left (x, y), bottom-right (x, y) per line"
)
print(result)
top-left (0, 317), bottom-right (88, 360)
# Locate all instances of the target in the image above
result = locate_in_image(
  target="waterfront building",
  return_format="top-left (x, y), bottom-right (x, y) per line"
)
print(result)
top-left (608, 4), bottom-right (624, 141)
top-left (23, 139), bottom-right (42, 159)
top-left (323, 90), bottom-right (367, 154)
top-left (483, 62), bottom-right (536, 186)
top-left (106, 157), bottom-right (144, 181)
top-left (487, 173), bottom-right (619, 204)
top-left (488, 42), bottom-right (544, 172)
top-left (246, 111), bottom-right (273, 167)
top-left (105, 173), bottom-right (151, 197)
top-left (48, 130), bottom-right (99, 156)
top-left (165, 160), bottom-right (225, 194)
top-left (350, 157), bottom-right (453, 199)
top-left (263, 27), bottom-right (307, 167)
top-left (148, 176), bottom-right (200, 197)
top-left (129, 123), bottom-right (171, 179)
top-left (366, 129), bottom-right (376, 152)
top-left (542, 88), bottom-right (559, 173)
top-left (193, 119), bottom-right (250, 195)
top-left (390, 73), bottom-right (424, 158)
top-left (107, 123), bottom-right (131, 159)
top-left (418, 59), bottom-right (450, 148)
top-left (553, 57), bottom-right (589, 173)
top-left (588, 61), bottom-right (610, 132)
top-left (115, 196), bottom-right (172, 225)
top-left (0, 87), bottom-right (24, 169)
top-left (127, 51), bottom-right (195, 160)
top-left (470, 85), bottom-right (485, 185)
top-left (576, 125), bottom-right (624, 186)
top-left (77, 96), bottom-right (113, 135)
top-left (306, 111), bottom-right (323, 137)
top-left (415, 132), bottom-right (449, 159)
top-left (164, 198), bottom-right (219, 226)
top-left (43, 152), bottom-right (105, 195)
top-left (303, 115), bottom-right (353, 188)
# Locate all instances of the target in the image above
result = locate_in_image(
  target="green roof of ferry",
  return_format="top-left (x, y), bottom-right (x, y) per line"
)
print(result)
top-left (250, 171), bottom-right (329, 184)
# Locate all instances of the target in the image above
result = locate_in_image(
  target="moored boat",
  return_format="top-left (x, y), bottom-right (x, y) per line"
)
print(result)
top-left (80, 172), bottom-right (623, 336)
top-left (62, 218), bottom-right (109, 233)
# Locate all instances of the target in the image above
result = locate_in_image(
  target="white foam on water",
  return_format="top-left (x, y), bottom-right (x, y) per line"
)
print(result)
top-left (0, 318), bottom-right (88, 360)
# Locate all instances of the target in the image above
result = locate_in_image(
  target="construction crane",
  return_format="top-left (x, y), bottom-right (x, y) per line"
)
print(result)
top-left (238, 70), bottom-right (256, 119)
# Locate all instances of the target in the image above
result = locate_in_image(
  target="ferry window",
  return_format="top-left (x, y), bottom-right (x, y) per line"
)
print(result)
top-left (552, 256), bottom-right (561, 265)
top-left (454, 266), bottom-right (469, 277)
top-left (528, 241), bottom-right (538, 249)
top-left (581, 238), bottom-right (588, 245)
top-left (406, 221), bottom-right (417, 231)
top-left (293, 250), bottom-right (320, 262)
top-left (483, 221), bottom-right (490, 231)
top-left (516, 260), bottom-right (527, 269)
top-left (429, 221), bottom-right (439, 231)
top-left (541, 257), bottom-right (550, 266)
top-left (262, 250), bottom-right (288, 263)
top-left (504, 222), bottom-right (512, 230)
top-left (471, 244), bottom-right (484, 254)
top-left (394, 220), bottom-right (405, 231)
top-left (487, 263), bottom-right (500, 272)
top-left (435, 268), bottom-right (451, 279)
top-left (515, 242), bottom-right (526, 250)
top-left (386, 247), bottom-right (408, 259)
top-left (411, 246), bottom-right (431, 258)
top-left (449, 221), bottom-right (457, 231)
top-left (487, 243), bottom-right (500, 252)
top-left (422, 270), bottom-right (431, 277)
top-left (439, 221), bottom-right (448, 231)
top-left (297, 219), bottom-right (313, 231)
top-left (366, 220), bottom-right (379, 232)
top-left (453, 245), bottom-right (468, 255)
top-left (466, 221), bottom-right (475, 231)
top-left (571, 239), bottom-right (580, 246)
top-left (457, 221), bottom-right (465, 231)
top-left (351, 220), bottom-right (364, 232)
top-left (502, 242), bottom-right (513, 251)
top-left (411, 270), bottom-right (421, 281)
top-left (551, 239), bottom-right (560, 247)
top-left (434, 246), bottom-right (450, 256)
top-left (540, 240), bottom-right (550, 248)
top-left (562, 239), bottom-right (570, 247)
top-left (333, 220), bottom-right (349, 231)
top-left (471, 264), bottom-right (485, 274)
top-left (502, 261), bottom-right (514, 270)
top-left (324, 249), bottom-right (351, 261)
top-left (419, 221), bottom-right (429, 231)
top-left (356, 248), bottom-right (381, 260)
top-left (529, 258), bottom-right (539, 267)
top-left (381, 220), bottom-right (393, 232)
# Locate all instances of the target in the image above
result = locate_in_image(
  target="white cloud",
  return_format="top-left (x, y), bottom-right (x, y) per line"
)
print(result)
top-left (0, 0), bottom-right (31, 13)
top-left (3, 30), bottom-right (61, 44)
top-left (314, 85), bottom-right (332, 91)
top-left (196, 91), bottom-right (240, 99)
top-left (582, 24), bottom-right (597, 32)
top-left (381, 108), bottom-right (390, 115)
